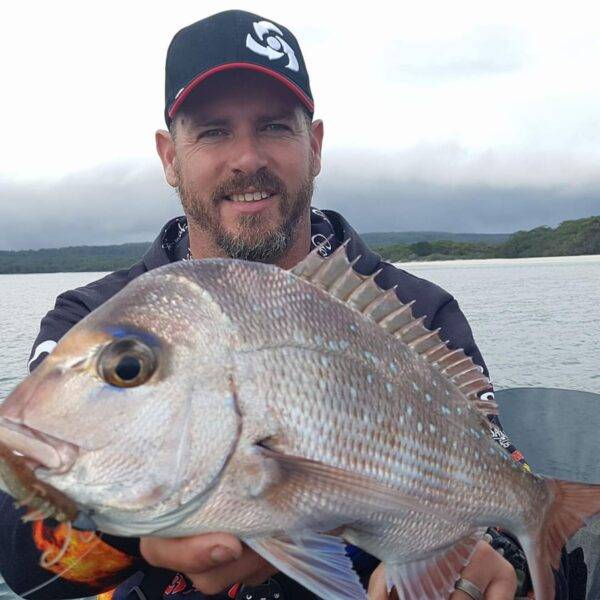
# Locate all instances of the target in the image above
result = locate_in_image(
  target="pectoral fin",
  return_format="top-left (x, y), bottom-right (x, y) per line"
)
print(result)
top-left (245, 531), bottom-right (367, 600)
top-left (261, 446), bottom-right (444, 520)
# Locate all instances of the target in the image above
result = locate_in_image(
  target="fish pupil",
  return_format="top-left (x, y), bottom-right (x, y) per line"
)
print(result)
top-left (115, 355), bottom-right (142, 381)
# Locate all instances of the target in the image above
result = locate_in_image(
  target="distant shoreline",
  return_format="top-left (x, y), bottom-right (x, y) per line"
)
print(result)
top-left (1, 216), bottom-right (598, 274)
top-left (1, 253), bottom-right (599, 277)
top-left (397, 253), bottom-right (600, 268)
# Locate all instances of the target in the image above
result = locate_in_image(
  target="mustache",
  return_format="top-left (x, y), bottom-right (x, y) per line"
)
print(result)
top-left (211, 169), bottom-right (287, 201)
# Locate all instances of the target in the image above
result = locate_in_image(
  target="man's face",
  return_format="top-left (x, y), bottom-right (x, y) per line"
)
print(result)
top-left (159, 70), bottom-right (323, 262)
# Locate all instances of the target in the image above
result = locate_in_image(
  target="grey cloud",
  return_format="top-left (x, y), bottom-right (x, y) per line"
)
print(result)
top-left (315, 179), bottom-right (600, 234)
top-left (1, 148), bottom-right (599, 250)
top-left (384, 26), bottom-right (526, 81)
top-left (0, 163), bottom-right (180, 250)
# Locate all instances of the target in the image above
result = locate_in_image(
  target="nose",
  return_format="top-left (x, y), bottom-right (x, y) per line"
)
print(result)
top-left (228, 133), bottom-right (268, 175)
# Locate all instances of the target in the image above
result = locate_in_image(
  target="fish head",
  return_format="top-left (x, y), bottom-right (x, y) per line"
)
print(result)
top-left (0, 265), bottom-right (241, 534)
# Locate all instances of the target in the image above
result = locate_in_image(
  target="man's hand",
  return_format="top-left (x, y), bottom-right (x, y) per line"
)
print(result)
top-left (140, 534), bottom-right (278, 595)
top-left (368, 540), bottom-right (517, 600)
top-left (451, 541), bottom-right (517, 600)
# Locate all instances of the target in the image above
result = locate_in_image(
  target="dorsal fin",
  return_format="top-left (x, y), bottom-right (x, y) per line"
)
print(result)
top-left (291, 244), bottom-right (496, 417)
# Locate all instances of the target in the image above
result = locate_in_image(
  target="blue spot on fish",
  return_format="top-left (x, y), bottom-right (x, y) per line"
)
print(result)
top-left (103, 326), bottom-right (160, 348)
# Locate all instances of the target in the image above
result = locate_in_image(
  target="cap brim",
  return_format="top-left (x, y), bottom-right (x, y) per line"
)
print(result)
top-left (167, 62), bottom-right (314, 122)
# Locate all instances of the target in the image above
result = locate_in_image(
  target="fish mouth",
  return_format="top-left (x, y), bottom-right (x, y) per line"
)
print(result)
top-left (0, 418), bottom-right (79, 474)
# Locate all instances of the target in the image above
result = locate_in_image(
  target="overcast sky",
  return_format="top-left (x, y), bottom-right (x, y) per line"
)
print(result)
top-left (2, 0), bottom-right (600, 249)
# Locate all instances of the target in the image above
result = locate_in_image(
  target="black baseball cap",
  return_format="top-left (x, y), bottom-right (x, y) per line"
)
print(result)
top-left (164, 10), bottom-right (314, 126)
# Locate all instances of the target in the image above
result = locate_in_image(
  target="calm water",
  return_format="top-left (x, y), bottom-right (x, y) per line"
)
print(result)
top-left (3, 256), bottom-right (598, 400)
top-left (397, 255), bottom-right (600, 394)
top-left (0, 272), bottom-right (110, 401)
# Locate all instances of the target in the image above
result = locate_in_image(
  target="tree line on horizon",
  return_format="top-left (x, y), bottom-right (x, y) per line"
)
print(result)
top-left (374, 216), bottom-right (600, 263)
top-left (0, 216), bottom-right (598, 274)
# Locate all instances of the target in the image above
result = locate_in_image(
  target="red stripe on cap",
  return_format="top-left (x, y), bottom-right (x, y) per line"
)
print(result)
top-left (168, 62), bottom-right (314, 120)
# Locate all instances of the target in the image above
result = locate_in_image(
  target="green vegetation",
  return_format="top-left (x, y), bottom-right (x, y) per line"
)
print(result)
top-left (361, 231), bottom-right (509, 247)
top-left (0, 243), bottom-right (150, 274)
top-left (374, 216), bottom-right (600, 262)
top-left (0, 217), bottom-right (598, 274)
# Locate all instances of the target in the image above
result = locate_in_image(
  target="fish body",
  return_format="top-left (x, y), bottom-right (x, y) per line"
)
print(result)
top-left (1, 247), bottom-right (599, 599)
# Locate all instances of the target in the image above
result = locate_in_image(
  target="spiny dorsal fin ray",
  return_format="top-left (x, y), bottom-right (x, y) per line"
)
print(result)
top-left (290, 244), bottom-right (496, 417)
top-left (363, 286), bottom-right (400, 322)
top-left (307, 240), bottom-right (353, 290)
top-left (407, 329), bottom-right (442, 354)
top-left (347, 269), bottom-right (384, 311)
top-left (328, 257), bottom-right (363, 300)
top-left (379, 301), bottom-right (416, 334)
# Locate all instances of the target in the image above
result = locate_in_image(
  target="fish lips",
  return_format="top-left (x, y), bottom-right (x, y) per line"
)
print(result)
top-left (0, 418), bottom-right (79, 474)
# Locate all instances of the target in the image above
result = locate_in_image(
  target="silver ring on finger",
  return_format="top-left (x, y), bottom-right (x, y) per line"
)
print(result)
top-left (454, 577), bottom-right (484, 600)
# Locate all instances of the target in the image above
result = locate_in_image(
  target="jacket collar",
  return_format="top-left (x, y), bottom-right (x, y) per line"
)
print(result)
top-left (141, 208), bottom-right (381, 273)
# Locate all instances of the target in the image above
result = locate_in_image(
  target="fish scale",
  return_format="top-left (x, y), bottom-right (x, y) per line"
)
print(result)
top-left (1, 245), bottom-right (600, 599)
top-left (157, 258), bottom-right (538, 545)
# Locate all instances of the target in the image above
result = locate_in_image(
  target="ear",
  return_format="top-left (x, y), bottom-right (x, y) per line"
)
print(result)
top-left (309, 119), bottom-right (324, 177)
top-left (155, 129), bottom-right (179, 187)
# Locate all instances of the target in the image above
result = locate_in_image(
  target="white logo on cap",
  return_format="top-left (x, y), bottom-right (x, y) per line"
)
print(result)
top-left (245, 20), bottom-right (299, 72)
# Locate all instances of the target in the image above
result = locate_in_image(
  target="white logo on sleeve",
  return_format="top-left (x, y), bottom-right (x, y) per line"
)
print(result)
top-left (245, 20), bottom-right (299, 72)
top-left (27, 340), bottom-right (57, 370)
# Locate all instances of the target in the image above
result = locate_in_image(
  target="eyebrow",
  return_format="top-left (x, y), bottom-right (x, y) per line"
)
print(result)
top-left (188, 110), bottom-right (299, 129)
top-left (189, 116), bottom-right (231, 128)
top-left (256, 110), bottom-right (298, 123)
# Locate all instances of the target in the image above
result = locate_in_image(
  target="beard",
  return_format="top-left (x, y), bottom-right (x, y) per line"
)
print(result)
top-left (177, 166), bottom-right (314, 263)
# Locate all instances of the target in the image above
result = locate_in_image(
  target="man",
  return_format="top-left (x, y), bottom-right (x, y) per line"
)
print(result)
top-left (1, 10), bottom-right (539, 600)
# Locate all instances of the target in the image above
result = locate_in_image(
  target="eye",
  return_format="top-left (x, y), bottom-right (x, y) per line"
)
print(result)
top-left (198, 128), bottom-right (226, 139)
top-left (264, 123), bottom-right (291, 132)
top-left (97, 337), bottom-right (157, 388)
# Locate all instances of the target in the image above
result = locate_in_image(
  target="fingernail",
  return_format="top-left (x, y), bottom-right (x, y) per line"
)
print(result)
top-left (210, 545), bottom-right (238, 565)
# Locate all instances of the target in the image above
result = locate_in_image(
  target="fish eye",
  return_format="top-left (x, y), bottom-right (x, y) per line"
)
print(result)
top-left (97, 337), bottom-right (157, 388)
top-left (115, 355), bottom-right (141, 381)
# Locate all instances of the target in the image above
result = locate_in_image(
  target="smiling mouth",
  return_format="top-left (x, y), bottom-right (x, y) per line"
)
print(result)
top-left (224, 190), bottom-right (277, 203)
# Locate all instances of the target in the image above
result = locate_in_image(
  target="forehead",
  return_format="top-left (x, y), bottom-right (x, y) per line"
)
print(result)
top-left (177, 70), bottom-right (304, 122)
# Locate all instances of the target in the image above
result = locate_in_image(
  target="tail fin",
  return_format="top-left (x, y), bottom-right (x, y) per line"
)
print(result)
top-left (520, 479), bottom-right (600, 600)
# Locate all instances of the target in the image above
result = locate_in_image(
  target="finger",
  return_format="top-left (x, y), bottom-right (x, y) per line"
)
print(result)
top-left (187, 545), bottom-right (276, 595)
top-left (450, 541), bottom-right (517, 600)
top-left (140, 533), bottom-right (243, 573)
top-left (367, 563), bottom-right (388, 600)
top-left (450, 543), bottom-right (491, 599)
top-left (481, 567), bottom-right (517, 600)
top-left (367, 563), bottom-right (399, 600)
